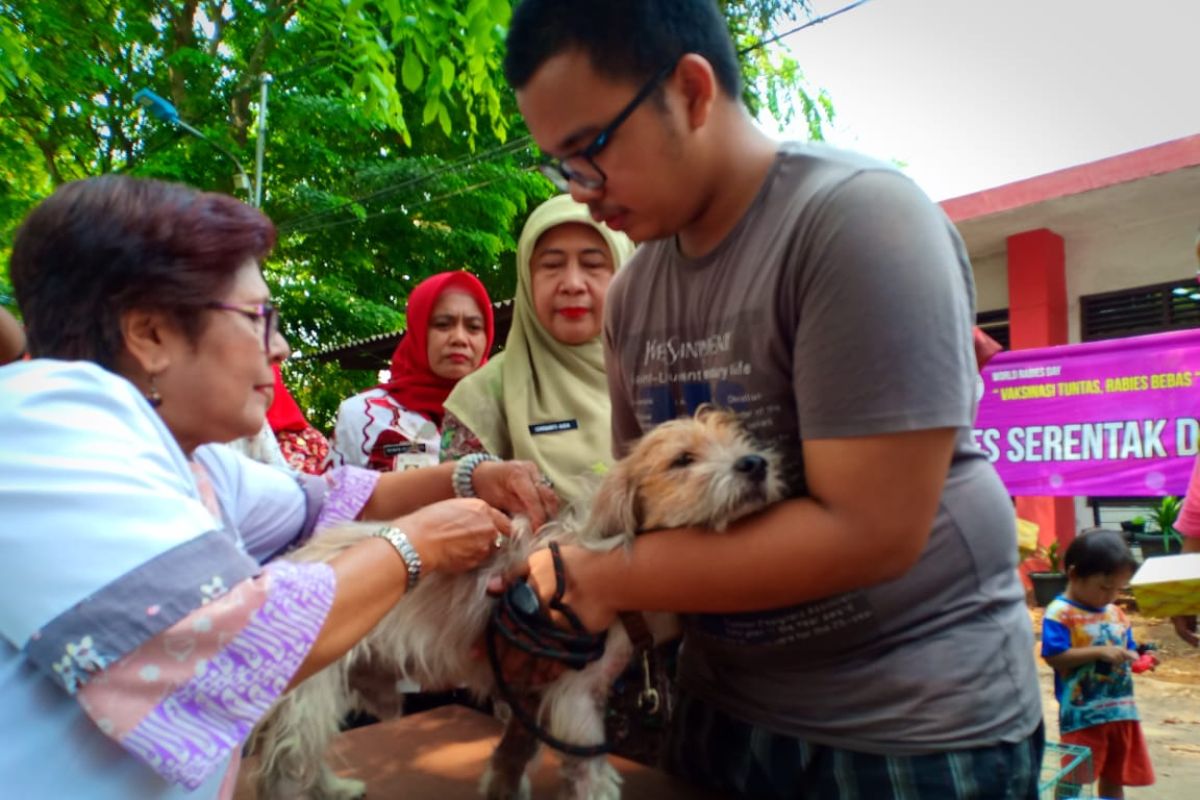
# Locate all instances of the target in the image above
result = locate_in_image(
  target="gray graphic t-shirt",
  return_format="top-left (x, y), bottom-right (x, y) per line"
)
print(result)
top-left (604, 143), bottom-right (1041, 754)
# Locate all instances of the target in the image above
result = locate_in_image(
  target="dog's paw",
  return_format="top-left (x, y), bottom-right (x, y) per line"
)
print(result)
top-left (479, 762), bottom-right (532, 800)
top-left (557, 758), bottom-right (621, 800)
top-left (316, 772), bottom-right (367, 800)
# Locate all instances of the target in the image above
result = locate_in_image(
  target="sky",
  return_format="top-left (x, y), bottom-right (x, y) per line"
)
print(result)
top-left (771, 0), bottom-right (1200, 200)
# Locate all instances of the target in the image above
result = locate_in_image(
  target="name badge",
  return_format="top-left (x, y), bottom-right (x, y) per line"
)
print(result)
top-left (529, 419), bottom-right (579, 435)
top-left (383, 442), bottom-right (427, 456)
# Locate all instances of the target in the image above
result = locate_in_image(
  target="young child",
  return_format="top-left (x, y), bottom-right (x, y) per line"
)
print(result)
top-left (1041, 529), bottom-right (1155, 798)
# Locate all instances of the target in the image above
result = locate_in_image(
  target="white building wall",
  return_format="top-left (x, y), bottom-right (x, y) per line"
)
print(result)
top-left (972, 252), bottom-right (1009, 312)
top-left (1064, 211), bottom-right (1200, 343)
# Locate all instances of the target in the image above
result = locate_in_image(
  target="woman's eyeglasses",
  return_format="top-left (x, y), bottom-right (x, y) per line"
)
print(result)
top-left (204, 301), bottom-right (279, 352)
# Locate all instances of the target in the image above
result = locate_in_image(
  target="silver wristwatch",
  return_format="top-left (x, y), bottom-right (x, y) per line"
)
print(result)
top-left (372, 526), bottom-right (422, 590)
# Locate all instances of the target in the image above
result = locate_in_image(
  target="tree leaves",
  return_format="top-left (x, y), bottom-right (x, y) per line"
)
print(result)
top-left (0, 0), bottom-right (834, 425)
top-left (0, 16), bottom-right (34, 104)
top-left (400, 47), bottom-right (423, 92)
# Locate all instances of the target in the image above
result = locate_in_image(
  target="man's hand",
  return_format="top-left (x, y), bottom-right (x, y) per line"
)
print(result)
top-left (477, 545), bottom-right (618, 689)
top-left (522, 544), bottom-right (618, 634)
top-left (475, 582), bottom-right (570, 690)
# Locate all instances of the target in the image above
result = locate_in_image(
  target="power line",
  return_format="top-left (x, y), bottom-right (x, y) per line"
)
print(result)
top-left (276, 134), bottom-right (535, 232)
top-left (277, 134), bottom-right (533, 230)
top-left (285, 167), bottom-right (539, 236)
top-left (738, 0), bottom-right (874, 56)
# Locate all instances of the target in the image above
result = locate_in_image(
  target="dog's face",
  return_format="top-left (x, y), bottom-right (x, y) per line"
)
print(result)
top-left (587, 406), bottom-right (784, 538)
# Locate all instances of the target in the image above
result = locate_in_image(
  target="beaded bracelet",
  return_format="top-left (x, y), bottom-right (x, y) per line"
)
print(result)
top-left (452, 452), bottom-right (500, 498)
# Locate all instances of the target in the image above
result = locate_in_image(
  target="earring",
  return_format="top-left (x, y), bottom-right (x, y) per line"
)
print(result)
top-left (146, 375), bottom-right (163, 408)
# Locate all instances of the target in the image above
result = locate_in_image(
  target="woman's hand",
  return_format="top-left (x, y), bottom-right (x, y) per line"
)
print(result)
top-left (472, 459), bottom-right (558, 529)
top-left (397, 498), bottom-right (511, 575)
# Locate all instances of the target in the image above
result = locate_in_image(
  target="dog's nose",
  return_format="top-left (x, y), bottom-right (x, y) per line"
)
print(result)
top-left (734, 454), bottom-right (768, 482)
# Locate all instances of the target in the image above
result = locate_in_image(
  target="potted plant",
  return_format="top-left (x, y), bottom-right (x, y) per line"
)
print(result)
top-left (1029, 541), bottom-right (1068, 607)
top-left (1136, 496), bottom-right (1184, 558)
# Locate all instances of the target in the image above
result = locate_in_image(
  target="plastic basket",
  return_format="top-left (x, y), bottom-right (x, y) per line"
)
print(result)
top-left (1039, 741), bottom-right (1093, 798)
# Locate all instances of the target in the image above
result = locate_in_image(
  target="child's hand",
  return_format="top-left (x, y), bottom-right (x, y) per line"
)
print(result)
top-left (1097, 645), bottom-right (1137, 665)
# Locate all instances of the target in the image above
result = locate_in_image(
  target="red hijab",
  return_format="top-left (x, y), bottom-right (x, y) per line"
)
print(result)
top-left (266, 364), bottom-right (309, 433)
top-left (377, 271), bottom-right (494, 424)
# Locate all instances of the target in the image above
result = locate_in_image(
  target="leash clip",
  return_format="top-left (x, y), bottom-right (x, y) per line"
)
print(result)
top-left (635, 650), bottom-right (661, 715)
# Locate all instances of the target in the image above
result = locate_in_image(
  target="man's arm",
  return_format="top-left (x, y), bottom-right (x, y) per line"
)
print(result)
top-left (535, 172), bottom-right (973, 626)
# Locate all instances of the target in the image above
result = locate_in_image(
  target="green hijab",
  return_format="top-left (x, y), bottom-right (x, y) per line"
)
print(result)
top-left (444, 194), bottom-right (635, 508)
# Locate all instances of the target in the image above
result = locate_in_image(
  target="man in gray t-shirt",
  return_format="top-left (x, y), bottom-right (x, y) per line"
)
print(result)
top-left (505, 1), bottom-right (1042, 796)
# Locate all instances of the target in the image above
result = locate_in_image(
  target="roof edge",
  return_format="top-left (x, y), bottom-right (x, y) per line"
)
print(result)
top-left (940, 134), bottom-right (1200, 223)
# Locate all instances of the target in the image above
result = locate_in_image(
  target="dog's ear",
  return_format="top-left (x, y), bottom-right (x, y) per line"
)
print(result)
top-left (694, 402), bottom-right (736, 425)
top-left (695, 403), bottom-right (738, 429)
top-left (586, 460), bottom-right (640, 539)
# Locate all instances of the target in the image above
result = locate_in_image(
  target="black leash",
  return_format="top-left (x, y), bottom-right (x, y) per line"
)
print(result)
top-left (485, 541), bottom-right (611, 757)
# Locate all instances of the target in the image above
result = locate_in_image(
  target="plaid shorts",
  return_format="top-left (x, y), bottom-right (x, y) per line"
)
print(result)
top-left (662, 691), bottom-right (1044, 799)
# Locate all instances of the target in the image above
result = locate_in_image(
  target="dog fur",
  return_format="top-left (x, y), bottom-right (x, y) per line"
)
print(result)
top-left (250, 406), bottom-right (783, 800)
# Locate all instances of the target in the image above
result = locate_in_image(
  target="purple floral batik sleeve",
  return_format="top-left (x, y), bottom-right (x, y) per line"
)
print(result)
top-left (315, 465), bottom-right (382, 530)
top-left (76, 560), bottom-right (336, 789)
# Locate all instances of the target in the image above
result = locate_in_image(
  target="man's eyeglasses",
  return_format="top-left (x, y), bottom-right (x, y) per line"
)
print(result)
top-left (547, 63), bottom-right (677, 192)
top-left (205, 301), bottom-right (279, 352)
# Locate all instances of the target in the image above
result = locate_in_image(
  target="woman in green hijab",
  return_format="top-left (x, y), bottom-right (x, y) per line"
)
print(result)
top-left (443, 194), bottom-right (677, 764)
top-left (441, 193), bottom-right (634, 509)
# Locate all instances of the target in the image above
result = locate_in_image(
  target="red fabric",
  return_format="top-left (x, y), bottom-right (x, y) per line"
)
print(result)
top-left (1062, 720), bottom-right (1155, 787)
top-left (377, 271), bottom-right (494, 425)
top-left (972, 326), bottom-right (1003, 370)
top-left (266, 365), bottom-right (308, 433)
top-left (276, 426), bottom-right (330, 475)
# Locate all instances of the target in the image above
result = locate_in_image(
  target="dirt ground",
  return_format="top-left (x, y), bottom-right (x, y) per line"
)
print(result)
top-left (1031, 602), bottom-right (1200, 798)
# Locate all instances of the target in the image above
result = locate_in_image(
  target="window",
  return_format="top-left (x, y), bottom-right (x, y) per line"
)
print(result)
top-left (976, 308), bottom-right (1010, 350)
top-left (1081, 279), bottom-right (1200, 342)
top-left (1080, 278), bottom-right (1199, 519)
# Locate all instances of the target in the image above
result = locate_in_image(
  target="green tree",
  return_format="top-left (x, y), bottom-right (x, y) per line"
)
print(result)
top-left (0, 0), bottom-right (829, 427)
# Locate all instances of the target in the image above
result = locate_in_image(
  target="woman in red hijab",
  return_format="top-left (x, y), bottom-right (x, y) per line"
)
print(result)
top-left (327, 271), bottom-right (494, 471)
top-left (266, 365), bottom-right (331, 475)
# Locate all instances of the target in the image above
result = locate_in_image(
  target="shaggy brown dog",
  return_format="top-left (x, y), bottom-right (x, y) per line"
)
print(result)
top-left (251, 406), bottom-right (783, 800)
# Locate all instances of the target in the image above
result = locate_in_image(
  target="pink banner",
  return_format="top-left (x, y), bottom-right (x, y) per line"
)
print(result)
top-left (974, 328), bottom-right (1200, 497)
